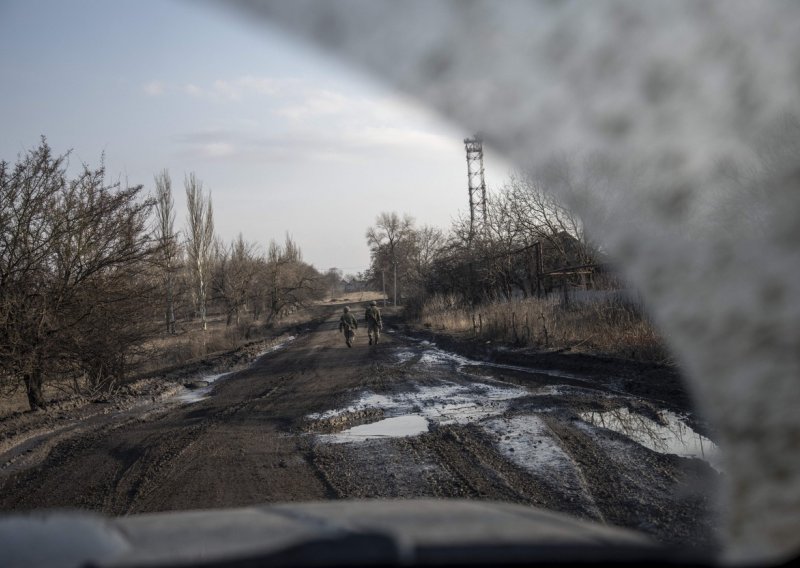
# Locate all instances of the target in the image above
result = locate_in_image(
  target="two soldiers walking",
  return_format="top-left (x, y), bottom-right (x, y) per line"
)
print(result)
top-left (338, 301), bottom-right (382, 348)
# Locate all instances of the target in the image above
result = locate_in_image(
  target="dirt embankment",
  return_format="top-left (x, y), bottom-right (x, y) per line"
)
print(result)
top-left (0, 302), bottom-right (720, 553)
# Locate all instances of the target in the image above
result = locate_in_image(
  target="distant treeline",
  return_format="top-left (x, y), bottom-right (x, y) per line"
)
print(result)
top-left (363, 173), bottom-right (602, 312)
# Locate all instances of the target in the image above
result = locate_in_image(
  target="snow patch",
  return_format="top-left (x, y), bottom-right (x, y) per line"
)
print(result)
top-left (258, 335), bottom-right (296, 356)
top-left (484, 415), bottom-right (575, 475)
top-left (176, 373), bottom-right (231, 404)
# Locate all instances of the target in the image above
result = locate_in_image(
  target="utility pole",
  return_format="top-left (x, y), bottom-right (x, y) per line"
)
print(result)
top-left (393, 260), bottom-right (398, 306)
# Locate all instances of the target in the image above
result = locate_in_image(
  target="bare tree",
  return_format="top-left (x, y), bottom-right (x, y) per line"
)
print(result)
top-left (214, 233), bottom-right (259, 327)
top-left (366, 212), bottom-right (414, 306)
top-left (322, 267), bottom-right (344, 298)
top-left (259, 234), bottom-right (319, 323)
top-left (412, 225), bottom-right (445, 274)
top-left (154, 169), bottom-right (179, 334)
top-left (507, 172), bottom-right (596, 267)
top-left (184, 173), bottom-right (214, 332)
top-left (0, 139), bottom-right (157, 409)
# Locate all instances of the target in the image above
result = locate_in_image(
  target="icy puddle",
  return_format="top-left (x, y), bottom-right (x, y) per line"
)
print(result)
top-left (314, 340), bottom-right (720, 475)
top-left (310, 381), bottom-right (529, 424)
top-left (309, 381), bottom-right (530, 442)
top-left (579, 408), bottom-right (722, 471)
top-left (176, 372), bottom-right (231, 404)
top-left (322, 415), bottom-right (430, 443)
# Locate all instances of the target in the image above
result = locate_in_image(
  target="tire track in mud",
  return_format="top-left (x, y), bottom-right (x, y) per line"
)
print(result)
top-left (0, 369), bottom-right (297, 514)
top-left (538, 413), bottom-right (716, 547)
top-left (527, 413), bottom-right (607, 523)
top-left (120, 374), bottom-right (296, 514)
top-left (104, 423), bottom-right (207, 514)
top-left (415, 425), bottom-right (537, 503)
top-left (541, 415), bottom-right (639, 527)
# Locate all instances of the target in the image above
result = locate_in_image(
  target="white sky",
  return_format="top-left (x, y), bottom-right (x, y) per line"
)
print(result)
top-left (0, 0), bottom-right (510, 275)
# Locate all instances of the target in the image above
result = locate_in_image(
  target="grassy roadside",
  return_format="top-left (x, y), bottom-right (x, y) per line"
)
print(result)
top-left (415, 293), bottom-right (673, 364)
top-left (0, 293), bottom-right (362, 419)
top-left (1, 292), bottom-right (386, 418)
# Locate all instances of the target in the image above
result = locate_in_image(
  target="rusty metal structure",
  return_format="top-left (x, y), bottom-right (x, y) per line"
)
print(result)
top-left (464, 135), bottom-right (487, 241)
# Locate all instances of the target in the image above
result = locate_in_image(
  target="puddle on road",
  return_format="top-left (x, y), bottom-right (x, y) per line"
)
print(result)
top-left (321, 415), bottom-right (430, 443)
top-left (259, 335), bottom-right (296, 355)
top-left (311, 341), bottom-right (722, 472)
top-left (176, 336), bottom-right (297, 404)
top-left (176, 372), bottom-right (231, 404)
top-left (404, 339), bottom-right (601, 384)
top-left (309, 381), bottom-right (529, 427)
top-left (578, 408), bottom-right (722, 471)
top-left (309, 380), bottom-right (531, 442)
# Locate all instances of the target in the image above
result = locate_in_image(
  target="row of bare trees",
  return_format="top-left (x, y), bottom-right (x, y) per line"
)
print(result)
top-left (153, 172), bottom-right (322, 336)
top-left (364, 173), bottom-right (600, 311)
top-left (1, 140), bottom-right (324, 411)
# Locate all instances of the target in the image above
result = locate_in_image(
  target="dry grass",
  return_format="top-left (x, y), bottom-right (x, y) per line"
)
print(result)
top-left (0, 306), bottom-right (324, 417)
top-left (320, 290), bottom-right (387, 307)
top-left (133, 306), bottom-right (324, 375)
top-left (419, 293), bottom-right (672, 363)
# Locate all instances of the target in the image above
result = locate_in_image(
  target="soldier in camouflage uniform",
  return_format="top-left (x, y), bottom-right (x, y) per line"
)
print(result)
top-left (364, 300), bottom-right (383, 345)
top-left (338, 306), bottom-right (358, 348)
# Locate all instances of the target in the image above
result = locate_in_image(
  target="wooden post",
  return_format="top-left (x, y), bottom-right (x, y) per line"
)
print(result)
top-left (535, 242), bottom-right (543, 298)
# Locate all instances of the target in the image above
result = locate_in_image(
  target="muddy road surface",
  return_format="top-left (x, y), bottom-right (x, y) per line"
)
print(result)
top-left (0, 308), bottom-right (720, 550)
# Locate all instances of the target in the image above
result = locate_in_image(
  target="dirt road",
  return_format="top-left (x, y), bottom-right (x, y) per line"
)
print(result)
top-left (0, 307), bottom-right (720, 550)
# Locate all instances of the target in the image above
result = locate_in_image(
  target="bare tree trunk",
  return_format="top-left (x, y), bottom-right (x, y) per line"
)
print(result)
top-left (155, 170), bottom-right (179, 335)
top-left (166, 277), bottom-right (176, 334)
top-left (24, 369), bottom-right (46, 410)
top-left (185, 173), bottom-right (214, 336)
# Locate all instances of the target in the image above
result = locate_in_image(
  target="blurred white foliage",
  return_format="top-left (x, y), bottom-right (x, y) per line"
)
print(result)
top-left (229, 1), bottom-right (800, 563)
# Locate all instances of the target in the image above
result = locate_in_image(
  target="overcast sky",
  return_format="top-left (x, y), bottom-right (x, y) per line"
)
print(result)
top-left (0, 0), bottom-right (512, 274)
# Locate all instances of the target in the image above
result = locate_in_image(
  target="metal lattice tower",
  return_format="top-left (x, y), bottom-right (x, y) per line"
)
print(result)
top-left (464, 135), bottom-right (487, 241)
